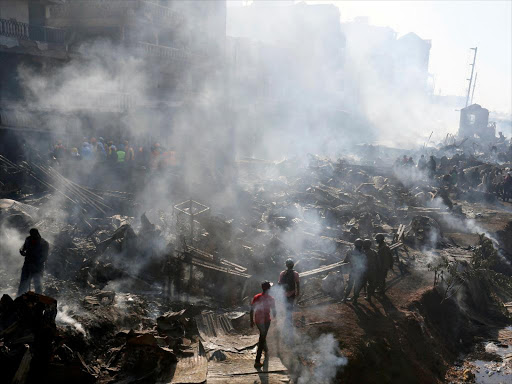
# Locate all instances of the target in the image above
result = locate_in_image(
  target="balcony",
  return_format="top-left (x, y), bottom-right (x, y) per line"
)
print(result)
top-left (47, 1), bottom-right (135, 19)
top-left (78, 90), bottom-right (135, 112)
top-left (138, 1), bottom-right (184, 27)
top-left (0, 88), bottom-right (135, 114)
top-left (0, 18), bottom-right (66, 45)
top-left (136, 41), bottom-right (191, 62)
top-left (46, 1), bottom-right (183, 29)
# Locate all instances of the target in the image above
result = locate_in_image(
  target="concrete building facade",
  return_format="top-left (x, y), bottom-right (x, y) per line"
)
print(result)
top-left (0, 0), bottom-right (227, 157)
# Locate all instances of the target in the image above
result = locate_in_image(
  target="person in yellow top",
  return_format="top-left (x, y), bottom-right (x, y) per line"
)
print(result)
top-left (124, 141), bottom-right (135, 161)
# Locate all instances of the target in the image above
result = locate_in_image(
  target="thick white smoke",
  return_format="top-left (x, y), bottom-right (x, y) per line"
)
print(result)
top-left (296, 333), bottom-right (347, 383)
top-left (267, 284), bottom-right (347, 383)
top-left (56, 304), bottom-right (87, 336)
top-left (0, 224), bottom-right (25, 292)
top-left (227, 2), bottom-right (461, 152)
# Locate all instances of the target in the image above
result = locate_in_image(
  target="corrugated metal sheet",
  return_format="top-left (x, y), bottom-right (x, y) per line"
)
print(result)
top-left (170, 342), bottom-right (208, 384)
top-left (168, 311), bottom-right (290, 384)
top-left (195, 311), bottom-right (259, 353)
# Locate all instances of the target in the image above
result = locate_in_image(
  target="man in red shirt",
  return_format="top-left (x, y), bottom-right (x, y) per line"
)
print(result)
top-left (250, 281), bottom-right (276, 368)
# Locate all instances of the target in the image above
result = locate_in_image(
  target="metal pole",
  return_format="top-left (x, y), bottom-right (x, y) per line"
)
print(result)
top-left (470, 72), bottom-right (478, 105)
top-left (189, 199), bottom-right (194, 240)
top-left (465, 47), bottom-right (478, 107)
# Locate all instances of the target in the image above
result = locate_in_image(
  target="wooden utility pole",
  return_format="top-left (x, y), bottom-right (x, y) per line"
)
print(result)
top-left (470, 72), bottom-right (478, 105)
top-left (465, 47), bottom-right (478, 107)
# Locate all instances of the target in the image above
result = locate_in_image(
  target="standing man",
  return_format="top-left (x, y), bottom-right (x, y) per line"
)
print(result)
top-left (417, 155), bottom-right (427, 171)
top-left (91, 137), bottom-right (106, 161)
top-left (375, 234), bottom-right (393, 293)
top-left (81, 140), bottom-right (93, 161)
top-left (278, 258), bottom-right (300, 326)
top-left (428, 155), bottom-right (437, 178)
top-left (53, 140), bottom-right (67, 163)
top-left (124, 140), bottom-right (135, 162)
top-left (107, 141), bottom-right (118, 164)
top-left (17, 228), bottom-right (49, 296)
top-left (250, 281), bottom-right (276, 368)
top-left (363, 239), bottom-right (378, 303)
top-left (342, 239), bottom-right (367, 305)
top-left (116, 145), bottom-right (126, 163)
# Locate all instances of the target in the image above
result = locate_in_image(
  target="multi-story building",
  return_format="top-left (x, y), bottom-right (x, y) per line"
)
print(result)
top-left (0, 0), bottom-right (226, 158)
top-left (226, 2), bottom-right (348, 158)
top-left (342, 17), bottom-right (431, 95)
top-left (394, 32), bottom-right (432, 93)
top-left (227, 2), bottom-right (345, 102)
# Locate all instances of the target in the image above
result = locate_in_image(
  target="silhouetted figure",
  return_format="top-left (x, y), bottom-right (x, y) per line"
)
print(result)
top-left (342, 238), bottom-right (367, 305)
top-left (278, 258), bottom-right (300, 327)
top-left (428, 156), bottom-right (436, 178)
top-left (17, 228), bottom-right (49, 296)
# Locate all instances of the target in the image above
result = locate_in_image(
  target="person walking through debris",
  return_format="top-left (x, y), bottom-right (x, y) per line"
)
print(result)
top-left (342, 239), bottom-right (367, 305)
top-left (17, 228), bottom-right (49, 296)
top-left (375, 234), bottom-right (393, 293)
top-left (250, 281), bottom-right (276, 368)
top-left (362, 239), bottom-right (378, 303)
top-left (278, 258), bottom-right (300, 326)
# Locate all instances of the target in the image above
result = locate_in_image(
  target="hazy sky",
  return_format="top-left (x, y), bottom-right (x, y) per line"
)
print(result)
top-left (228, 1), bottom-right (512, 114)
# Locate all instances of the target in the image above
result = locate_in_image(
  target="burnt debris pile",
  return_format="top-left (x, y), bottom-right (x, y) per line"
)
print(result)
top-left (1, 145), bottom-right (512, 383)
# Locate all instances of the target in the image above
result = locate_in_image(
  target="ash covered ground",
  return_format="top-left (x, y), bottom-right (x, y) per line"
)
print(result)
top-left (0, 3), bottom-right (510, 383)
top-left (1, 139), bottom-right (512, 384)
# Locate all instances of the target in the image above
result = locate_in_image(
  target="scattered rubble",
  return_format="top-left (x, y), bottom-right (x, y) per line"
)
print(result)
top-left (1, 144), bottom-right (512, 383)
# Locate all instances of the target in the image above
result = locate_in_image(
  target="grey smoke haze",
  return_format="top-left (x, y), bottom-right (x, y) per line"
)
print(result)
top-left (8, 0), bottom-right (462, 185)
top-left (0, 224), bottom-right (25, 284)
top-left (227, 2), bottom-right (459, 150)
top-left (2, 4), bottom-right (505, 382)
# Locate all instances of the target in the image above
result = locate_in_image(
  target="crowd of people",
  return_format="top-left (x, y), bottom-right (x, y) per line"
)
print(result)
top-left (394, 152), bottom-right (512, 198)
top-left (394, 154), bottom-right (437, 178)
top-left (341, 235), bottom-right (394, 305)
top-left (249, 234), bottom-right (394, 368)
top-left (51, 137), bottom-right (177, 170)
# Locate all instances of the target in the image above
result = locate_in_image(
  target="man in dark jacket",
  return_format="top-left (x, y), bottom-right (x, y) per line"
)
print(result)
top-left (342, 238), bottom-right (367, 304)
top-left (375, 234), bottom-right (394, 293)
top-left (363, 239), bottom-right (378, 303)
top-left (17, 228), bottom-right (49, 296)
top-left (278, 258), bottom-right (300, 327)
top-left (428, 156), bottom-right (437, 178)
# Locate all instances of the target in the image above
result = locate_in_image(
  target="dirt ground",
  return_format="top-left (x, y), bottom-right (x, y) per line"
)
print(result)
top-left (282, 197), bottom-right (512, 384)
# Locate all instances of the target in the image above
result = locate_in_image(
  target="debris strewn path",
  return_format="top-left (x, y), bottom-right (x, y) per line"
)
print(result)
top-left (195, 311), bottom-right (290, 383)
